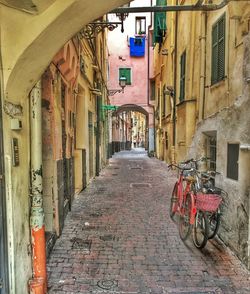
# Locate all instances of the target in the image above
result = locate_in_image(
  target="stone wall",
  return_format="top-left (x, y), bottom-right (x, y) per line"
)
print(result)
top-left (188, 33), bottom-right (250, 268)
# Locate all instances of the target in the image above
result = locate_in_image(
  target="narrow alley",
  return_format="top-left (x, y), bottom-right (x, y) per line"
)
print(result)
top-left (47, 149), bottom-right (250, 294)
top-left (0, 1), bottom-right (250, 293)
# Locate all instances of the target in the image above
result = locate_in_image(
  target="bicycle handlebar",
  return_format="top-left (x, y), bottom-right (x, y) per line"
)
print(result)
top-left (168, 163), bottom-right (194, 171)
top-left (180, 157), bottom-right (210, 165)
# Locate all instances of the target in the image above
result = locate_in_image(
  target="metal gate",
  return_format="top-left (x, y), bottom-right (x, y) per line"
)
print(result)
top-left (88, 111), bottom-right (94, 178)
top-left (61, 83), bottom-right (67, 202)
top-left (0, 75), bottom-right (8, 292)
top-left (82, 149), bottom-right (87, 190)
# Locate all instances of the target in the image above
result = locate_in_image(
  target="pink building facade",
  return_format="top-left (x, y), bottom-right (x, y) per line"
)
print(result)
top-left (107, 0), bottom-right (155, 153)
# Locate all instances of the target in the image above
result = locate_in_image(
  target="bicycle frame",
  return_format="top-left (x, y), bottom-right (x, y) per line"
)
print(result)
top-left (174, 170), bottom-right (196, 225)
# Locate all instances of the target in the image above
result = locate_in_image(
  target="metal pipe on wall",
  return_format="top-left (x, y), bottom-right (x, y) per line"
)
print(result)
top-left (112, 0), bottom-right (249, 13)
top-left (29, 81), bottom-right (47, 294)
top-left (199, 11), bottom-right (207, 121)
top-left (173, 0), bottom-right (178, 150)
top-left (147, 0), bottom-right (155, 154)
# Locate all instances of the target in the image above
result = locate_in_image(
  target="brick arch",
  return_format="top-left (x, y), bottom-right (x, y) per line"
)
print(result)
top-left (113, 104), bottom-right (149, 117)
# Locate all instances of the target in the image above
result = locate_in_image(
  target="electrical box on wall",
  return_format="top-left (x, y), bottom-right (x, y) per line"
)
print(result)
top-left (12, 138), bottom-right (20, 166)
top-left (10, 118), bottom-right (22, 130)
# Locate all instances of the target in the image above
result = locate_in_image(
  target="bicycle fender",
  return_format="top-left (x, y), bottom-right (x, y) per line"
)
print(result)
top-left (190, 194), bottom-right (196, 224)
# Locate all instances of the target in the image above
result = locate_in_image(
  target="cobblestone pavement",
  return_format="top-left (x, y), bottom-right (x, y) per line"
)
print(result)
top-left (47, 149), bottom-right (250, 294)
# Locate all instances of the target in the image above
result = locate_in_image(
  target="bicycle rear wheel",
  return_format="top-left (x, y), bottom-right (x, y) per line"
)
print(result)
top-left (207, 209), bottom-right (221, 239)
top-left (170, 182), bottom-right (178, 219)
top-left (179, 193), bottom-right (192, 241)
top-left (192, 210), bottom-right (209, 249)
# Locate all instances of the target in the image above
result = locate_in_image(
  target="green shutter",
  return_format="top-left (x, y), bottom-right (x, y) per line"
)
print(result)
top-left (180, 51), bottom-right (186, 102)
top-left (211, 24), bottom-right (218, 83)
top-left (218, 16), bottom-right (225, 81)
top-left (211, 14), bottom-right (225, 84)
top-left (119, 68), bottom-right (131, 85)
top-left (153, 0), bottom-right (167, 45)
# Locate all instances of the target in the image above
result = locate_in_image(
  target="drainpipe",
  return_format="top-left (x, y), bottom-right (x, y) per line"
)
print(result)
top-left (172, 0), bottom-right (178, 164)
top-left (199, 11), bottom-right (207, 120)
top-left (29, 81), bottom-right (47, 294)
top-left (147, 0), bottom-right (155, 153)
top-left (96, 95), bottom-right (100, 176)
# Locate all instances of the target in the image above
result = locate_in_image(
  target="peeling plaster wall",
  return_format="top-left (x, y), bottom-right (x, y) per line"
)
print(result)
top-left (188, 33), bottom-right (250, 267)
top-left (3, 97), bottom-right (32, 294)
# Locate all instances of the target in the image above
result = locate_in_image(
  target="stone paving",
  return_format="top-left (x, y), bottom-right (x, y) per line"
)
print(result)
top-left (47, 149), bottom-right (250, 294)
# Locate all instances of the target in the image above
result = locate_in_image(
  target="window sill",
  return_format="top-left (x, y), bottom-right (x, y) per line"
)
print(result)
top-left (210, 77), bottom-right (227, 90)
top-left (176, 99), bottom-right (196, 107)
top-left (226, 176), bottom-right (239, 182)
top-left (135, 34), bottom-right (146, 38)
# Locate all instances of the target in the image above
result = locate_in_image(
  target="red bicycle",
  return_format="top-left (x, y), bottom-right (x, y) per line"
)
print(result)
top-left (169, 161), bottom-right (197, 241)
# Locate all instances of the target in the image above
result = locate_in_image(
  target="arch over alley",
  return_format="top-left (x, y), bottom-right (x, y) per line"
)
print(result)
top-left (113, 104), bottom-right (149, 117)
top-left (111, 103), bottom-right (154, 153)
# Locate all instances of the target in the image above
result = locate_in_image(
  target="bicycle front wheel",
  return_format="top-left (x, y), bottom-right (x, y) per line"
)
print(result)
top-left (170, 182), bottom-right (178, 219)
top-left (192, 210), bottom-right (209, 249)
top-left (179, 193), bottom-right (192, 241)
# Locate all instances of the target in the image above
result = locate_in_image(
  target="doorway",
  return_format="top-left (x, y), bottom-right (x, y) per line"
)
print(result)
top-left (88, 111), bottom-right (94, 178)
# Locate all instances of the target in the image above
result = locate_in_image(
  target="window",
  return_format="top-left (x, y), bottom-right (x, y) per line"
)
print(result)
top-left (227, 144), bottom-right (239, 180)
top-left (211, 14), bottom-right (225, 84)
top-left (165, 131), bottom-right (169, 149)
top-left (179, 50), bottom-right (186, 102)
top-left (119, 68), bottom-right (131, 85)
top-left (136, 17), bottom-right (146, 35)
top-left (209, 137), bottom-right (217, 171)
top-left (150, 80), bottom-right (155, 100)
top-left (80, 56), bottom-right (86, 75)
top-left (162, 84), bottom-right (166, 117)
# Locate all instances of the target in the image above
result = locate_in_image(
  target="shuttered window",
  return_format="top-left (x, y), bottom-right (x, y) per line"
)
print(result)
top-left (153, 0), bottom-right (167, 45)
top-left (211, 14), bottom-right (225, 84)
top-left (119, 68), bottom-right (131, 85)
top-left (179, 50), bottom-right (186, 102)
top-left (227, 143), bottom-right (239, 180)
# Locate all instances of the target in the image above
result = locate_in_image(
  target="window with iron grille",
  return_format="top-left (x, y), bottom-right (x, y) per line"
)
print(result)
top-left (162, 84), bottom-right (166, 117)
top-left (209, 137), bottom-right (217, 171)
top-left (136, 17), bottom-right (146, 35)
top-left (179, 50), bottom-right (186, 102)
top-left (211, 14), bottom-right (225, 85)
top-left (119, 68), bottom-right (131, 85)
top-left (227, 143), bottom-right (239, 180)
top-left (150, 80), bottom-right (155, 100)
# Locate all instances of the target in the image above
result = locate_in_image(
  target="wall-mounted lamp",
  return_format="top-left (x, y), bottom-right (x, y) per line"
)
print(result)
top-left (108, 76), bottom-right (127, 96)
top-left (115, 3), bottom-right (130, 33)
top-left (164, 86), bottom-right (175, 97)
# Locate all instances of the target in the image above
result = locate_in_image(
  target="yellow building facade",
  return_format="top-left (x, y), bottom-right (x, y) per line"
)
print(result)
top-left (153, 0), bottom-right (250, 267)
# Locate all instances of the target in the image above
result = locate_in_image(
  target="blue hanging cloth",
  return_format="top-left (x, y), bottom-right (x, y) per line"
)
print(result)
top-left (129, 37), bottom-right (145, 57)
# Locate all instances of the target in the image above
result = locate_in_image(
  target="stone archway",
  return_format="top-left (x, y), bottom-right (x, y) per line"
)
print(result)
top-left (1, 0), bottom-right (130, 101)
top-left (113, 104), bottom-right (149, 117)
top-left (112, 104), bottom-right (154, 154)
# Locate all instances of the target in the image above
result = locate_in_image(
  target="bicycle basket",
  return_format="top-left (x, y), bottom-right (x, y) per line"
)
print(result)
top-left (195, 193), bottom-right (222, 212)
